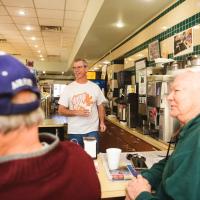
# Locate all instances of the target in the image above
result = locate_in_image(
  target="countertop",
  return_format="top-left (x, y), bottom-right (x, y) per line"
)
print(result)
top-left (106, 116), bottom-right (169, 151)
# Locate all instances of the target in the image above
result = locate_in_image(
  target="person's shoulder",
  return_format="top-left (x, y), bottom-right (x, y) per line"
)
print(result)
top-left (87, 81), bottom-right (100, 88)
top-left (60, 141), bottom-right (91, 159)
top-left (64, 81), bottom-right (77, 89)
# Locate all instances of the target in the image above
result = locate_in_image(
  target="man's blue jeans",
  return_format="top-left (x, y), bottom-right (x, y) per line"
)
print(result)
top-left (67, 131), bottom-right (99, 153)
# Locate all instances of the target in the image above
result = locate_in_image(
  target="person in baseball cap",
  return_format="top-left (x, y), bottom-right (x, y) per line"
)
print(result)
top-left (0, 53), bottom-right (101, 200)
top-left (0, 53), bottom-right (40, 115)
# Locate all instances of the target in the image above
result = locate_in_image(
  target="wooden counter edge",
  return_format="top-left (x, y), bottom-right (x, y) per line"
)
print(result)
top-left (96, 155), bottom-right (127, 198)
top-left (106, 117), bottom-right (169, 151)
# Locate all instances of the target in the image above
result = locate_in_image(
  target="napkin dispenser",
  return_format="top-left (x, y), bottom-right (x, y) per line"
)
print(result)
top-left (83, 137), bottom-right (97, 159)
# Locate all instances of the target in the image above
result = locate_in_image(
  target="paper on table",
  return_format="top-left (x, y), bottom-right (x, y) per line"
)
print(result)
top-left (100, 153), bottom-right (136, 181)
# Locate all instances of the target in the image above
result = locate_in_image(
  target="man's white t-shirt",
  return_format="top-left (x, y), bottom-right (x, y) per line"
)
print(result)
top-left (58, 81), bottom-right (107, 134)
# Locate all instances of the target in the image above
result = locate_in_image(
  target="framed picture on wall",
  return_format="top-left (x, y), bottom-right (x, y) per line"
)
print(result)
top-left (148, 40), bottom-right (161, 61)
top-left (173, 28), bottom-right (193, 57)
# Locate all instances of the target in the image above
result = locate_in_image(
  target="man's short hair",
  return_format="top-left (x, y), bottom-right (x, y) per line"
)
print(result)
top-left (73, 58), bottom-right (88, 67)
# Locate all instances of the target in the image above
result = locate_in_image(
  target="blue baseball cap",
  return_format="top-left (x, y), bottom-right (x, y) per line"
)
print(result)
top-left (0, 53), bottom-right (40, 115)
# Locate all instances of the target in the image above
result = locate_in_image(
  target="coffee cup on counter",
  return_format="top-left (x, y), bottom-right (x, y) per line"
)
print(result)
top-left (106, 148), bottom-right (122, 170)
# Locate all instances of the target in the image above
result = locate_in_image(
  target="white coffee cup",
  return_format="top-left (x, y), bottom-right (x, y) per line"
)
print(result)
top-left (106, 148), bottom-right (122, 170)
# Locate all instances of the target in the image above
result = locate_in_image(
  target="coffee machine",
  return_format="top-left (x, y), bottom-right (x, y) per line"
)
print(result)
top-left (159, 76), bottom-right (179, 142)
top-left (124, 85), bottom-right (138, 128)
top-left (147, 74), bottom-right (178, 142)
top-left (116, 71), bottom-right (132, 123)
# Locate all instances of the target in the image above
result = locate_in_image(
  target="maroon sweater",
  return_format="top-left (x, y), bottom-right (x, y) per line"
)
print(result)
top-left (0, 134), bottom-right (101, 200)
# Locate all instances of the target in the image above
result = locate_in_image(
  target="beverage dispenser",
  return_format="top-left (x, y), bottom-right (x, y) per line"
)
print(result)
top-left (135, 58), bottom-right (148, 129)
top-left (147, 75), bottom-right (162, 138)
top-left (116, 71), bottom-right (132, 123)
top-left (159, 76), bottom-right (179, 142)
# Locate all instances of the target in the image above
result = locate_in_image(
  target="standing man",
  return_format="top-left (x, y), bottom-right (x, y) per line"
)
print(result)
top-left (0, 54), bottom-right (101, 200)
top-left (58, 58), bottom-right (107, 150)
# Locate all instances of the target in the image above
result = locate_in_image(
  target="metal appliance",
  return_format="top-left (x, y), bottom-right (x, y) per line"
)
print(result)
top-left (147, 74), bottom-right (178, 142)
top-left (126, 93), bottom-right (138, 128)
top-left (147, 75), bottom-right (162, 137)
top-left (159, 77), bottom-right (179, 142)
top-left (135, 58), bottom-right (148, 129)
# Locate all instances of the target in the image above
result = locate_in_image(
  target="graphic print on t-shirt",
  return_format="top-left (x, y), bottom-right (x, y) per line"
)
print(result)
top-left (72, 92), bottom-right (93, 111)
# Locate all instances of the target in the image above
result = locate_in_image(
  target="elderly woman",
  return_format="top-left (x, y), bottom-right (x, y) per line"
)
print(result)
top-left (126, 70), bottom-right (200, 200)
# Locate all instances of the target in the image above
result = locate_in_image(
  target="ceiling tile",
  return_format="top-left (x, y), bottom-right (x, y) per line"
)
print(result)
top-left (6, 34), bottom-right (23, 40)
top-left (24, 36), bottom-right (42, 42)
top-left (6, 7), bottom-right (36, 17)
top-left (17, 24), bottom-right (40, 32)
top-left (44, 40), bottom-right (61, 44)
top-left (64, 19), bottom-right (80, 27)
top-left (0, 24), bottom-right (18, 31)
top-left (65, 10), bottom-right (83, 20)
top-left (0, 6), bottom-right (8, 15)
top-left (1, 0), bottom-right (34, 7)
top-left (42, 32), bottom-right (61, 37)
top-left (21, 31), bottom-right (42, 37)
top-left (38, 18), bottom-right (63, 26)
top-left (65, 0), bottom-right (88, 11)
top-left (34, 0), bottom-right (65, 10)
top-left (12, 17), bottom-right (38, 25)
top-left (0, 16), bottom-right (13, 23)
top-left (37, 9), bottom-right (64, 19)
top-left (8, 38), bottom-right (26, 43)
top-left (62, 26), bottom-right (77, 34)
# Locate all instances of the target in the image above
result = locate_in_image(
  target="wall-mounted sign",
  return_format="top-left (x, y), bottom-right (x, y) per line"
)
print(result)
top-left (148, 40), bottom-right (160, 61)
top-left (173, 27), bottom-right (193, 57)
top-left (87, 71), bottom-right (96, 80)
top-left (135, 58), bottom-right (147, 83)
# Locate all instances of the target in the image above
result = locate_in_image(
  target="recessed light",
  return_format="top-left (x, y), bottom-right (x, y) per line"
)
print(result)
top-left (62, 71), bottom-right (64, 75)
top-left (34, 45), bottom-right (38, 48)
top-left (41, 58), bottom-right (45, 61)
top-left (39, 54), bottom-right (43, 58)
top-left (162, 26), bottom-right (168, 30)
top-left (31, 37), bottom-right (36, 41)
top-left (19, 10), bottom-right (25, 16)
top-left (25, 26), bottom-right (32, 31)
top-left (116, 21), bottom-right (124, 28)
top-left (37, 50), bottom-right (41, 53)
top-left (137, 54), bottom-right (143, 57)
top-left (42, 71), bottom-right (46, 74)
